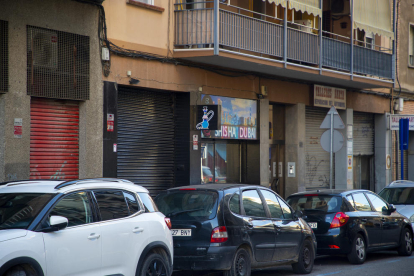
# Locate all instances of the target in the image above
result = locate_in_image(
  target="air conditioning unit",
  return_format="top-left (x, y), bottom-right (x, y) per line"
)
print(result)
top-left (331, 0), bottom-right (350, 15)
top-left (28, 29), bottom-right (58, 69)
top-left (294, 19), bottom-right (313, 33)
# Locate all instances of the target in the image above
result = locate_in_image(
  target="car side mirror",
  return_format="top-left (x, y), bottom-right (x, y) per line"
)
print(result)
top-left (44, 216), bottom-right (68, 232)
top-left (388, 204), bottom-right (397, 213)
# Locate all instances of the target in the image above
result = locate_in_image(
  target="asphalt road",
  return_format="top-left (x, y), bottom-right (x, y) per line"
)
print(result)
top-left (172, 251), bottom-right (414, 276)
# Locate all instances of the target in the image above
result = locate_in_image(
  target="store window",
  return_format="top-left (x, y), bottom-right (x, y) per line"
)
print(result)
top-left (201, 142), bottom-right (241, 184)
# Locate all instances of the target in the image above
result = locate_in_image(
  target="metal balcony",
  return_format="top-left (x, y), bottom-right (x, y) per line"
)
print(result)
top-left (174, 1), bottom-right (394, 89)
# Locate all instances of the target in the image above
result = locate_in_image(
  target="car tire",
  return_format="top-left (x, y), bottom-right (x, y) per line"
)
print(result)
top-left (224, 248), bottom-right (251, 276)
top-left (397, 228), bottom-right (413, 256)
top-left (139, 252), bottom-right (170, 276)
top-left (4, 265), bottom-right (37, 276)
top-left (347, 233), bottom-right (366, 264)
top-left (292, 239), bottom-right (314, 274)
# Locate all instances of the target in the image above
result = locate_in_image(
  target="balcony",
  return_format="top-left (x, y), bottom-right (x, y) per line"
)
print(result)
top-left (173, 0), bottom-right (394, 89)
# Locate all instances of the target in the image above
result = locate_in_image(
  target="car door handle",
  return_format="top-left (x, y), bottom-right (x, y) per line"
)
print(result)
top-left (133, 227), bottom-right (144, 233)
top-left (87, 233), bottom-right (100, 240)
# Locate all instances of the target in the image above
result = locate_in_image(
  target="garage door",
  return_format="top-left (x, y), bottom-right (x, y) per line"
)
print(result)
top-left (30, 98), bottom-right (79, 180)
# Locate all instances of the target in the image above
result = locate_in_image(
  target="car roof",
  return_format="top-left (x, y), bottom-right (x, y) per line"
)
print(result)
top-left (168, 183), bottom-right (260, 192)
top-left (0, 178), bottom-right (149, 194)
top-left (288, 189), bottom-right (371, 197)
top-left (383, 180), bottom-right (414, 188)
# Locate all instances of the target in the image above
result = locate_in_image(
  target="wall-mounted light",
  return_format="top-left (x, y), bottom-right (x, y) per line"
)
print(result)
top-left (129, 78), bottom-right (140, 85)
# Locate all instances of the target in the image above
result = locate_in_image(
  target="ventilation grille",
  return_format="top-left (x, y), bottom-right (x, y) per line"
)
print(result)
top-left (26, 26), bottom-right (90, 100)
top-left (0, 20), bottom-right (8, 93)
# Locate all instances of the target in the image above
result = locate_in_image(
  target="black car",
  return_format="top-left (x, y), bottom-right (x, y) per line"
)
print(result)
top-left (155, 184), bottom-right (317, 275)
top-left (287, 189), bottom-right (414, 264)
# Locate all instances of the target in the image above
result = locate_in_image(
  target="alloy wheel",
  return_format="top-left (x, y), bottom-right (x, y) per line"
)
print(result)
top-left (356, 237), bottom-right (365, 260)
top-left (405, 231), bottom-right (412, 253)
top-left (145, 258), bottom-right (167, 276)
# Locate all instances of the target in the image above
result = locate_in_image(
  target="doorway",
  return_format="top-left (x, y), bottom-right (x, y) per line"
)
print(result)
top-left (269, 144), bottom-right (285, 198)
top-left (353, 155), bottom-right (374, 191)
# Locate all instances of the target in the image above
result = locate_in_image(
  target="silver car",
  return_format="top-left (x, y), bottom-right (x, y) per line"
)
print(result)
top-left (379, 180), bottom-right (414, 230)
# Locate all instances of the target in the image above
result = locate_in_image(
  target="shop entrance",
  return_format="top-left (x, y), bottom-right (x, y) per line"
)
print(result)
top-left (201, 141), bottom-right (260, 184)
top-left (353, 155), bottom-right (374, 190)
top-left (269, 144), bottom-right (285, 198)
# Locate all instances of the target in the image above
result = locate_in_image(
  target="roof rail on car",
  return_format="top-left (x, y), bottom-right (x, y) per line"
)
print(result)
top-left (1, 179), bottom-right (62, 187)
top-left (55, 178), bottom-right (134, 189)
top-left (389, 180), bottom-right (414, 186)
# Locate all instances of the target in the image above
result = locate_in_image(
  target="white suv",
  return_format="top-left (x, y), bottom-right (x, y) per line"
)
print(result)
top-left (0, 178), bottom-right (173, 276)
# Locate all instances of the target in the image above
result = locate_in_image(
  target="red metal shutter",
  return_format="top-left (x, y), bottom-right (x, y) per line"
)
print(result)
top-left (30, 98), bottom-right (79, 180)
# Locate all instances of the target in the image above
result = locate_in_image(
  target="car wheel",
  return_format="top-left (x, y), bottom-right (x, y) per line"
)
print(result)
top-left (292, 239), bottom-right (314, 274)
top-left (224, 248), bottom-right (251, 276)
top-left (139, 253), bottom-right (169, 276)
top-left (347, 233), bottom-right (366, 264)
top-left (5, 265), bottom-right (37, 276)
top-left (398, 228), bottom-right (413, 256)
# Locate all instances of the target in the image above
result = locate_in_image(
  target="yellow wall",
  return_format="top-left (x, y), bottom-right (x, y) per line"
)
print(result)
top-left (103, 0), bottom-right (172, 56)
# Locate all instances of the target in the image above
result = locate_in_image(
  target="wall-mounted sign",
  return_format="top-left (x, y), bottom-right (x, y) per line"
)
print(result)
top-left (314, 85), bottom-right (346, 110)
top-left (107, 114), bottom-right (114, 132)
top-left (14, 118), bottom-right (22, 138)
top-left (201, 95), bottom-right (257, 140)
top-left (389, 115), bottom-right (414, 130)
top-left (196, 105), bottom-right (219, 130)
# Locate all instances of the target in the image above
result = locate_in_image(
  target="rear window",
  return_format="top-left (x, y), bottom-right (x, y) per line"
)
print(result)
top-left (287, 195), bottom-right (342, 213)
top-left (379, 188), bottom-right (414, 205)
top-left (155, 190), bottom-right (218, 221)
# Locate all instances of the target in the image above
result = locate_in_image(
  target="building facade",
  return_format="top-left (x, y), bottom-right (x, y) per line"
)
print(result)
top-left (100, 0), bottom-right (395, 196)
top-left (0, 0), bottom-right (103, 181)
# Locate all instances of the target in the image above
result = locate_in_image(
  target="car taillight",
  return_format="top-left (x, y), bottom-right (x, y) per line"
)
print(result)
top-left (210, 226), bottom-right (228, 243)
top-left (330, 212), bottom-right (349, 228)
top-left (164, 217), bottom-right (172, 230)
top-left (209, 177), bottom-right (212, 182)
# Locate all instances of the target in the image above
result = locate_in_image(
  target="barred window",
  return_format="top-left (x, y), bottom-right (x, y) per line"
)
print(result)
top-left (26, 26), bottom-right (90, 100)
top-left (0, 20), bottom-right (8, 93)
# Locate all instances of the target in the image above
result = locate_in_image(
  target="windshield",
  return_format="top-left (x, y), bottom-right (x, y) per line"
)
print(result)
top-left (287, 195), bottom-right (342, 213)
top-left (379, 188), bottom-right (414, 205)
top-left (0, 193), bottom-right (54, 230)
top-left (155, 191), bottom-right (218, 221)
top-left (202, 167), bottom-right (213, 176)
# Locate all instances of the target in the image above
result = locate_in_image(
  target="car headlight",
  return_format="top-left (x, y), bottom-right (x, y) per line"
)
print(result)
top-left (410, 214), bottom-right (414, 223)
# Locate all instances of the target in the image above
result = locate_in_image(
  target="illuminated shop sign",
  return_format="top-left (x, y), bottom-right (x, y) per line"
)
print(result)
top-left (201, 95), bottom-right (257, 140)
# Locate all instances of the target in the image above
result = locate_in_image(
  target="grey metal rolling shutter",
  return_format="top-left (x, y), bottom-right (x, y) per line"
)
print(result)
top-left (117, 87), bottom-right (174, 196)
top-left (353, 112), bottom-right (374, 156)
top-left (305, 107), bottom-right (334, 189)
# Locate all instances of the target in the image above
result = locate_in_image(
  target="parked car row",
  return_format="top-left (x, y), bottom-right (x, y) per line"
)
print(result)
top-left (0, 178), bottom-right (413, 276)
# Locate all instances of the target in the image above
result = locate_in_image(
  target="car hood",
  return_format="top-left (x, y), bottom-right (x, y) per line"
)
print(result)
top-left (395, 205), bottom-right (414, 219)
top-left (0, 229), bottom-right (28, 243)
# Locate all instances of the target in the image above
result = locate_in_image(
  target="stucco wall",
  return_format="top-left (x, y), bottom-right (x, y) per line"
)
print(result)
top-left (0, 0), bottom-right (103, 181)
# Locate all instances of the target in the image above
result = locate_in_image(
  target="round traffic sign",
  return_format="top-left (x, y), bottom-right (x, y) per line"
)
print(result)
top-left (320, 129), bottom-right (344, 153)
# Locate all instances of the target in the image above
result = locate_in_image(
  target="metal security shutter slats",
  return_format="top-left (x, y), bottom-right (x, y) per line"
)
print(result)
top-left (305, 107), bottom-right (334, 189)
top-left (117, 88), bottom-right (174, 195)
top-left (30, 98), bottom-right (79, 180)
top-left (353, 112), bottom-right (374, 156)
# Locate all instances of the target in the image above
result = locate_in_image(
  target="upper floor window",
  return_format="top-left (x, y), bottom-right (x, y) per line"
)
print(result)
top-left (131, 0), bottom-right (154, 5)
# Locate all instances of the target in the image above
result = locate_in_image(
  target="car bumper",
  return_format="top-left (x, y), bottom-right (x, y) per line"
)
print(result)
top-left (173, 245), bottom-right (237, 271)
top-left (315, 229), bottom-right (351, 255)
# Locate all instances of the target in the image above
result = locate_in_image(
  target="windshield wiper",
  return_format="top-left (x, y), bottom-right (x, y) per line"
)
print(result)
top-left (166, 208), bottom-right (204, 217)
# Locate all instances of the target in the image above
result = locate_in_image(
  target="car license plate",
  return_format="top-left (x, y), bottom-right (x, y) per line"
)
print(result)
top-left (308, 222), bottom-right (317, 229)
top-left (171, 229), bottom-right (192, 236)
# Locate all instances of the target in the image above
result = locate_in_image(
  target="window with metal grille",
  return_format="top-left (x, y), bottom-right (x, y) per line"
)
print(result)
top-left (0, 20), bottom-right (8, 93)
top-left (26, 26), bottom-right (90, 100)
